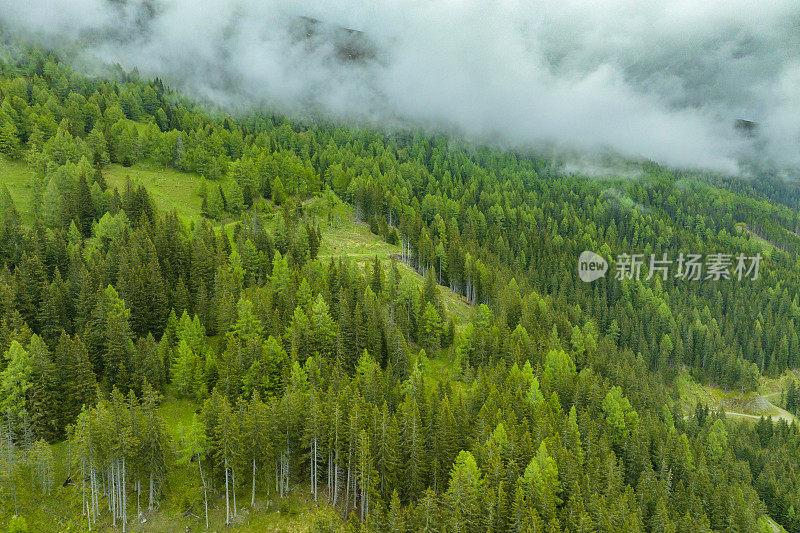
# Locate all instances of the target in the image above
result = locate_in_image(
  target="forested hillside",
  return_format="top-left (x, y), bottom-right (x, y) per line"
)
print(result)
top-left (1, 45), bottom-right (800, 532)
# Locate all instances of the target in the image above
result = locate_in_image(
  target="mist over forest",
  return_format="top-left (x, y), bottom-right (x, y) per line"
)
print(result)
top-left (2, 0), bottom-right (800, 173)
top-left (3, 3), bottom-right (800, 533)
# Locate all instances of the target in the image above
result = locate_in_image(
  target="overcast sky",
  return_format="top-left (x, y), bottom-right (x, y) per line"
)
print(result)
top-left (2, 0), bottom-right (799, 174)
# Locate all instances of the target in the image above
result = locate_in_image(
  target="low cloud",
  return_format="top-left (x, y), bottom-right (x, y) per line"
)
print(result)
top-left (2, 0), bottom-right (799, 174)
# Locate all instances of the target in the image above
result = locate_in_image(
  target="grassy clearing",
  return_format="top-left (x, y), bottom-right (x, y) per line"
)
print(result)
top-left (103, 163), bottom-right (235, 225)
top-left (758, 371), bottom-right (800, 399)
top-left (0, 157), bottom-right (233, 227)
top-left (157, 392), bottom-right (198, 438)
top-left (0, 157), bottom-right (35, 223)
top-left (317, 221), bottom-right (400, 263)
top-left (394, 261), bottom-right (474, 326)
top-left (144, 488), bottom-right (331, 533)
top-left (675, 371), bottom-right (799, 424)
top-left (317, 207), bottom-right (474, 327)
top-left (675, 372), bottom-right (736, 409)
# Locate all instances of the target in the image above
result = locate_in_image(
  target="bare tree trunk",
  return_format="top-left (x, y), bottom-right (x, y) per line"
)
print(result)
top-left (82, 459), bottom-right (91, 531)
top-left (90, 463), bottom-right (98, 521)
top-left (345, 449), bottom-right (351, 512)
top-left (122, 457), bottom-right (127, 533)
top-left (110, 462), bottom-right (116, 527)
top-left (198, 458), bottom-right (209, 529)
top-left (6, 424), bottom-right (17, 515)
top-left (225, 459), bottom-right (231, 525)
top-left (334, 451), bottom-right (339, 506)
top-left (251, 457), bottom-right (257, 507)
top-left (312, 436), bottom-right (317, 501)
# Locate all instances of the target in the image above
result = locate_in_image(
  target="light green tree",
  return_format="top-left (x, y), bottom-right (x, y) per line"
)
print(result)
top-left (445, 450), bottom-right (482, 533)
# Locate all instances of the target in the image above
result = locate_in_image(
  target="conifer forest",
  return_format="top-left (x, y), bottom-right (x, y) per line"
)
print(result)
top-left (1, 4), bottom-right (800, 532)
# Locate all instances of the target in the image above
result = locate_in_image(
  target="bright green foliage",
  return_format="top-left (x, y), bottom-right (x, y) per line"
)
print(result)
top-left (242, 335), bottom-right (287, 398)
top-left (205, 185), bottom-right (225, 219)
top-left (171, 339), bottom-right (206, 399)
top-left (601, 385), bottom-right (639, 445)
top-left (522, 441), bottom-right (561, 522)
top-left (420, 302), bottom-right (442, 354)
top-left (445, 450), bottom-right (482, 532)
top-left (0, 121), bottom-right (21, 158)
top-left (542, 349), bottom-right (576, 406)
top-left (226, 180), bottom-right (244, 214)
top-left (0, 341), bottom-right (32, 420)
top-left (0, 44), bottom-right (797, 533)
top-left (53, 333), bottom-right (96, 435)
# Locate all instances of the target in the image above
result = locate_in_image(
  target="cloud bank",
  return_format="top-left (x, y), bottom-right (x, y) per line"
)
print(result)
top-left (2, 0), bottom-right (799, 173)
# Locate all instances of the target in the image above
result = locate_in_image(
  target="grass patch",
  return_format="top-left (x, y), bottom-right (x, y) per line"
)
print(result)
top-left (318, 221), bottom-right (401, 263)
top-left (0, 157), bottom-right (35, 223)
top-left (158, 393), bottom-right (199, 438)
top-left (675, 372), bottom-right (735, 410)
top-left (393, 261), bottom-right (474, 326)
top-left (317, 205), bottom-right (474, 327)
top-left (103, 163), bottom-right (234, 224)
top-left (675, 371), bottom-right (799, 424)
top-left (0, 157), bottom-right (236, 228)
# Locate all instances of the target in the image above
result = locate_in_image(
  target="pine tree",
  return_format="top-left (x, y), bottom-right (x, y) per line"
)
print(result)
top-left (420, 302), bottom-right (442, 355)
top-left (134, 334), bottom-right (164, 393)
top-left (171, 339), bottom-right (204, 399)
top-left (74, 173), bottom-right (94, 236)
top-left (54, 333), bottom-right (97, 436)
top-left (243, 390), bottom-right (271, 507)
top-left (402, 398), bottom-right (427, 500)
top-left (377, 403), bottom-right (401, 501)
top-left (27, 335), bottom-right (59, 440)
top-left (786, 381), bottom-right (798, 415)
top-left (227, 180), bottom-right (244, 214)
top-left (140, 383), bottom-right (168, 511)
top-left (208, 390), bottom-right (239, 524)
top-left (38, 268), bottom-right (71, 346)
top-left (522, 441), bottom-right (561, 522)
top-left (14, 252), bottom-right (47, 331)
top-left (306, 391), bottom-right (326, 502)
top-left (1, 341), bottom-right (33, 433)
top-left (0, 121), bottom-right (20, 158)
top-left (88, 285), bottom-right (136, 388)
top-left (178, 414), bottom-right (211, 528)
top-left (207, 185), bottom-right (225, 220)
top-left (311, 294), bottom-right (337, 361)
top-left (445, 450), bottom-right (482, 533)
top-left (387, 488), bottom-right (404, 533)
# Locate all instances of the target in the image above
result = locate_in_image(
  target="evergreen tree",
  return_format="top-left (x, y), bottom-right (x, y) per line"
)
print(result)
top-left (445, 450), bottom-right (482, 533)
top-left (54, 333), bottom-right (97, 434)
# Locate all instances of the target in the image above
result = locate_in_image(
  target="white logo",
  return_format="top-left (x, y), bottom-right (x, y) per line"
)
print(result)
top-left (578, 251), bottom-right (608, 282)
top-left (579, 251), bottom-right (760, 283)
